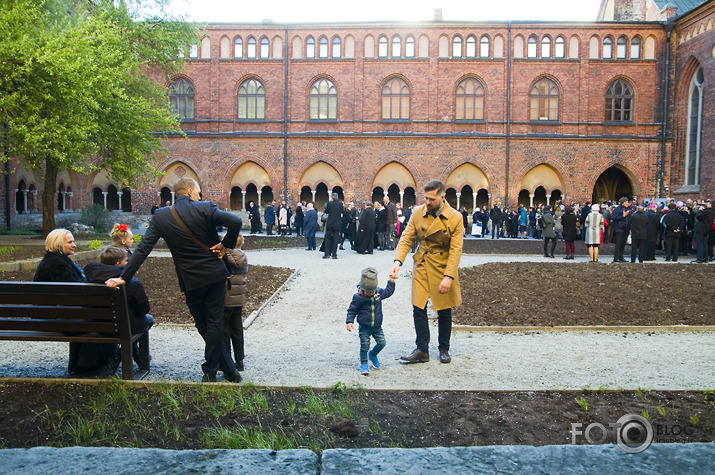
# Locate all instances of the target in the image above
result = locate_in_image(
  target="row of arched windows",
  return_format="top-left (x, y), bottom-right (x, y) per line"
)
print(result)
top-left (168, 76), bottom-right (635, 123)
top-left (188, 32), bottom-right (656, 61)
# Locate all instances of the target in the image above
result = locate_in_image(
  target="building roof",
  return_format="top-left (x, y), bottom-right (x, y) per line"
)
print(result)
top-left (652, 0), bottom-right (710, 15)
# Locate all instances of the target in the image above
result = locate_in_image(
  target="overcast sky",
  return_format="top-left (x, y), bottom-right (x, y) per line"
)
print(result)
top-left (164, 0), bottom-right (604, 24)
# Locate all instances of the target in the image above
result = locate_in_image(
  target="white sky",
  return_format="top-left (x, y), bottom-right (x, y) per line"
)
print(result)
top-left (165, 0), bottom-right (605, 24)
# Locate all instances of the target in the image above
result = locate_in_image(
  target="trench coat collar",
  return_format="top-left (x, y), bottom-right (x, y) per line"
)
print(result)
top-left (422, 201), bottom-right (454, 238)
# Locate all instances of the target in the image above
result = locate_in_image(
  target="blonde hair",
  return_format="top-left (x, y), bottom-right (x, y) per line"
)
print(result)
top-left (45, 229), bottom-right (72, 253)
top-left (111, 223), bottom-right (131, 246)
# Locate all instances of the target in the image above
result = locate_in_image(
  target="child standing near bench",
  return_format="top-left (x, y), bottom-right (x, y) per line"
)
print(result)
top-left (346, 267), bottom-right (395, 375)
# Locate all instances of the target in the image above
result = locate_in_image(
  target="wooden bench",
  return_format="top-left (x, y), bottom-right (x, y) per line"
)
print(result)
top-left (0, 281), bottom-right (149, 380)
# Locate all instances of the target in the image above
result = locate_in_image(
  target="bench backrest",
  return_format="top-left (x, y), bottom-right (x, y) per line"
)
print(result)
top-left (0, 282), bottom-right (132, 339)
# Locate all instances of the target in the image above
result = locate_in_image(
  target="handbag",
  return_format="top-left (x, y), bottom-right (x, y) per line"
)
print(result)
top-left (471, 223), bottom-right (482, 236)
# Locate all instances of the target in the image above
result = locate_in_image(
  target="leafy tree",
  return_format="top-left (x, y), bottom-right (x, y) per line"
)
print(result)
top-left (0, 0), bottom-right (197, 235)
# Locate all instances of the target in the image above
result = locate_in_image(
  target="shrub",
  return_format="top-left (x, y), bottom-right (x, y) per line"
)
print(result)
top-left (0, 246), bottom-right (19, 257)
top-left (79, 205), bottom-right (111, 232)
top-left (133, 233), bottom-right (142, 243)
top-left (88, 240), bottom-right (104, 250)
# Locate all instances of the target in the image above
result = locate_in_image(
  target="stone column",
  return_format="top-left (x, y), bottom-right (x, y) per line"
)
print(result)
top-left (102, 191), bottom-right (108, 209)
top-left (546, 193), bottom-right (551, 206)
top-left (257, 191), bottom-right (262, 208)
top-left (399, 191), bottom-right (404, 206)
top-left (311, 189), bottom-right (316, 203)
top-left (456, 192), bottom-right (461, 210)
top-left (66, 192), bottom-right (73, 211)
top-left (241, 190), bottom-right (246, 210)
top-left (170, 191), bottom-right (175, 204)
top-left (529, 194), bottom-right (535, 208)
top-left (116, 191), bottom-right (123, 211)
top-left (21, 190), bottom-right (28, 214)
top-left (30, 190), bottom-right (37, 212)
top-left (472, 194), bottom-right (477, 212)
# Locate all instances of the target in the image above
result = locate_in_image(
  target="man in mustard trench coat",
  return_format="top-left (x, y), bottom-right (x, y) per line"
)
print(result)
top-left (390, 180), bottom-right (464, 364)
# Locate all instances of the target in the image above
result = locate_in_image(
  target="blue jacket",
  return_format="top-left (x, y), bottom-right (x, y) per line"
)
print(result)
top-left (265, 205), bottom-right (275, 224)
top-left (346, 280), bottom-right (395, 328)
top-left (303, 209), bottom-right (318, 237)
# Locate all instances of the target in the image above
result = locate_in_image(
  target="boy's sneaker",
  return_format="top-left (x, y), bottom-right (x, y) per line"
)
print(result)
top-left (368, 352), bottom-right (381, 369)
top-left (360, 363), bottom-right (369, 375)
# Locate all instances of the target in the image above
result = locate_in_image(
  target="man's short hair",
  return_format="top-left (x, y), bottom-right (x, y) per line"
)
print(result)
top-left (424, 180), bottom-right (445, 194)
top-left (99, 246), bottom-right (127, 265)
top-left (174, 178), bottom-right (199, 197)
top-left (331, 192), bottom-right (339, 200)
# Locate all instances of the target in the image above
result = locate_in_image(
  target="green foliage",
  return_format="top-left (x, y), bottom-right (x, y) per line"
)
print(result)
top-left (574, 396), bottom-right (588, 412)
top-left (641, 410), bottom-right (651, 421)
top-left (690, 414), bottom-right (700, 427)
top-left (80, 205), bottom-right (111, 232)
top-left (0, 246), bottom-right (19, 257)
top-left (132, 233), bottom-right (142, 243)
top-left (656, 406), bottom-right (667, 417)
top-left (0, 0), bottom-right (197, 233)
top-left (88, 240), bottom-right (103, 251)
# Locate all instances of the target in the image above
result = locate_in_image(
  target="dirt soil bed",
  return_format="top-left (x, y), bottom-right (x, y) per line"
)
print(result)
top-left (0, 382), bottom-right (712, 450)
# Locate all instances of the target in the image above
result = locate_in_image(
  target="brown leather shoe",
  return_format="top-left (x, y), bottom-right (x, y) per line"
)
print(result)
top-left (400, 349), bottom-right (429, 363)
top-left (439, 349), bottom-right (451, 364)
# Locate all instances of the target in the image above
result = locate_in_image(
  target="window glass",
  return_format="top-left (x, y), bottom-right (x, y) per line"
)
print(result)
top-left (529, 78), bottom-right (559, 121)
top-left (381, 77), bottom-right (410, 120)
top-left (527, 36), bottom-right (537, 58)
top-left (309, 78), bottom-right (337, 120)
top-left (238, 78), bottom-right (266, 119)
top-left (453, 36), bottom-right (462, 58)
top-left (247, 37), bottom-right (256, 58)
top-left (332, 36), bottom-right (341, 58)
top-left (617, 36), bottom-right (627, 59)
top-left (456, 78), bottom-right (485, 120)
top-left (168, 78), bottom-right (195, 120)
top-left (480, 36), bottom-right (489, 58)
top-left (319, 37), bottom-right (328, 58)
top-left (392, 36), bottom-right (401, 58)
top-left (603, 37), bottom-right (613, 59)
top-left (541, 37), bottom-right (551, 58)
top-left (234, 37), bottom-right (243, 58)
top-left (466, 36), bottom-right (476, 57)
top-left (260, 37), bottom-right (269, 59)
top-left (686, 67), bottom-right (704, 186)
top-left (378, 36), bottom-right (388, 57)
top-left (630, 37), bottom-right (641, 59)
top-left (405, 36), bottom-right (415, 57)
top-left (605, 78), bottom-right (633, 121)
top-left (306, 36), bottom-right (315, 58)
top-left (189, 44), bottom-right (198, 58)
top-left (555, 36), bottom-right (565, 58)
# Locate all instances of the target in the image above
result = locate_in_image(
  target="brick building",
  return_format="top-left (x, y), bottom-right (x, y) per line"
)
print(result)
top-left (3, 0), bottom-right (713, 227)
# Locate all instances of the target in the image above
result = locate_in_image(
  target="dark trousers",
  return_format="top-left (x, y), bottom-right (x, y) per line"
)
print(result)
top-left (631, 237), bottom-right (646, 262)
top-left (266, 223), bottom-right (273, 235)
top-left (323, 227), bottom-right (340, 257)
top-left (644, 239), bottom-right (657, 260)
top-left (665, 236), bottom-right (679, 261)
top-left (223, 306), bottom-right (244, 364)
top-left (305, 234), bottom-right (316, 250)
top-left (185, 280), bottom-right (236, 375)
top-left (413, 305), bottom-right (452, 352)
top-left (614, 231), bottom-right (627, 261)
top-left (491, 222), bottom-right (501, 239)
top-left (694, 232), bottom-right (709, 262)
top-left (543, 237), bottom-right (556, 256)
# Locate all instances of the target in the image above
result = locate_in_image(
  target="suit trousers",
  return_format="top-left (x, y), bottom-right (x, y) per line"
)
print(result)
top-left (665, 236), bottom-right (679, 261)
top-left (694, 232), bottom-right (709, 262)
top-left (631, 237), bottom-right (646, 262)
top-left (413, 305), bottom-right (452, 353)
top-left (324, 227), bottom-right (340, 257)
top-left (185, 280), bottom-right (236, 375)
top-left (614, 231), bottom-right (627, 261)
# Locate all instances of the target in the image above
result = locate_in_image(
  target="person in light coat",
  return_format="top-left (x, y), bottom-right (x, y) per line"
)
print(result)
top-left (584, 204), bottom-right (605, 262)
top-left (391, 180), bottom-right (464, 365)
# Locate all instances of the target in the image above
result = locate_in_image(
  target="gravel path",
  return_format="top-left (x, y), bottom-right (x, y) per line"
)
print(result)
top-left (1, 246), bottom-right (713, 390)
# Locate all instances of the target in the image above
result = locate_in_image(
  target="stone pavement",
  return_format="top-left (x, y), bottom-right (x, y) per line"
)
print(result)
top-left (1, 444), bottom-right (713, 474)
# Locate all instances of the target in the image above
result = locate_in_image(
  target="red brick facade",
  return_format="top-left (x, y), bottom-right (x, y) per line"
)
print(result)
top-left (3, 1), bottom-right (713, 224)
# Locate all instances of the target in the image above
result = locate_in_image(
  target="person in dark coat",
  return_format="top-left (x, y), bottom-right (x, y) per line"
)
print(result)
top-left (611, 197), bottom-right (631, 262)
top-left (663, 203), bottom-right (685, 262)
top-left (106, 178), bottom-right (242, 383)
top-left (248, 201), bottom-right (262, 234)
top-left (302, 203), bottom-right (318, 250)
top-left (85, 246), bottom-right (154, 365)
top-left (340, 201), bottom-right (358, 250)
top-left (375, 201), bottom-right (388, 250)
top-left (323, 193), bottom-right (344, 259)
top-left (561, 206), bottom-right (578, 259)
top-left (644, 205), bottom-right (660, 261)
top-left (490, 203), bottom-right (503, 239)
top-left (34, 229), bottom-right (113, 375)
top-left (355, 201), bottom-right (376, 254)
top-left (294, 202), bottom-right (305, 236)
top-left (629, 205), bottom-right (648, 263)
top-left (693, 201), bottom-right (715, 263)
top-left (541, 206), bottom-right (557, 257)
top-left (264, 201), bottom-right (275, 235)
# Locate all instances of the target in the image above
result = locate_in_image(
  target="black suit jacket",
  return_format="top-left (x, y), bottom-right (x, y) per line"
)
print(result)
top-left (324, 199), bottom-right (344, 231)
top-left (121, 195), bottom-right (242, 292)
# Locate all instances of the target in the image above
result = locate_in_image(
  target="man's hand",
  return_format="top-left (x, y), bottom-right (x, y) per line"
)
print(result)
top-left (106, 277), bottom-right (125, 288)
top-left (210, 243), bottom-right (227, 259)
top-left (347, 323), bottom-right (353, 332)
top-left (390, 261), bottom-right (401, 280)
top-left (438, 276), bottom-right (452, 294)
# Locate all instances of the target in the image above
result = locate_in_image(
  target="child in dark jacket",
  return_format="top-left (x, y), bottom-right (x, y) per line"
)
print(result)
top-left (346, 267), bottom-right (395, 375)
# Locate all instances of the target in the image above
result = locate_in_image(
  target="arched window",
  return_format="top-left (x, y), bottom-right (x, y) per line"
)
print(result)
top-left (381, 77), bottom-right (410, 120)
top-left (541, 36), bottom-right (551, 58)
top-left (686, 67), bottom-right (704, 186)
top-left (319, 36), bottom-right (328, 58)
top-left (530, 78), bottom-right (559, 121)
top-left (630, 37), bottom-right (641, 59)
top-left (309, 78), bottom-right (337, 120)
top-left (456, 77), bottom-right (485, 121)
top-left (188, 44), bottom-right (198, 59)
top-left (234, 37), bottom-right (243, 58)
top-left (306, 36), bottom-right (315, 58)
top-left (392, 36), bottom-right (401, 58)
top-left (555, 36), bottom-right (565, 58)
top-left (480, 35), bottom-right (489, 58)
top-left (527, 35), bottom-right (538, 58)
top-left (452, 35), bottom-right (462, 58)
top-left (332, 36), bottom-right (341, 58)
top-left (238, 78), bottom-right (265, 120)
top-left (405, 35), bottom-right (415, 57)
top-left (465, 36), bottom-right (476, 57)
top-left (260, 37), bottom-right (269, 59)
top-left (605, 78), bottom-right (633, 122)
top-left (603, 36), bottom-right (613, 59)
top-left (168, 78), bottom-right (195, 120)
top-left (247, 37), bottom-right (256, 58)
top-left (378, 36), bottom-right (388, 57)
top-left (617, 36), bottom-right (627, 59)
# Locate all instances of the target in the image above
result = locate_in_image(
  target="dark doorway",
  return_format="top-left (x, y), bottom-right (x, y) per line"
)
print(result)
top-left (592, 167), bottom-right (633, 204)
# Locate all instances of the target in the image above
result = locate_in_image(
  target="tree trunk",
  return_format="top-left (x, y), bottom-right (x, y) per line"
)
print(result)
top-left (42, 156), bottom-right (57, 237)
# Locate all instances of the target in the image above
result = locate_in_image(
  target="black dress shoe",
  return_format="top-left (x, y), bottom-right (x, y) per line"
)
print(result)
top-left (322, 255), bottom-right (329, 259)
top-left (332, 255), bottom-right (338, 259)
top-left (439, 349), bottom-right (451, 364)
top-left (224, 370), bottom-right (242, 383)
top-left (400, 349), bottom-right (429, 363)
top-left (202, 371), bottom-right (217, 382)
top-left (236, 360), bottom-right (244, 371)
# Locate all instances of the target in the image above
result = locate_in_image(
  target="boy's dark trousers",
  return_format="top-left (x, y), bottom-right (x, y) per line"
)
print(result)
top-left (223, 306), bottom-right (245, 365)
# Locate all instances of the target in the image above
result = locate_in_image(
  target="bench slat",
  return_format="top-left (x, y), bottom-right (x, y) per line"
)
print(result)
top-left (0, 319), bottom-right (117, 333)
top-left (0, 294), bottom-right (113, 307)
top-left (0, 306), bottom-right (114, 320)
top-left (0, 331), bottom-right (121, 344)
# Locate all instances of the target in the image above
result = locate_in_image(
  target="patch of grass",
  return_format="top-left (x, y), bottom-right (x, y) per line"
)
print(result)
top-left (88, 240), bottom-right (104, 250)
top-left (641, 410), bottom-right (651, 421)
top-left (575, 396), bottom-right (588, 412)
top-left (656, 405), bottom-right (667, 417)
top-left (690, 414), bottom-right (700, 427)
top-left (199, 424), bottom-right (302, 450)
top-left (0, 246), bottom-right (18, 257)
top-left (253, 239), bottom-right (287, 246)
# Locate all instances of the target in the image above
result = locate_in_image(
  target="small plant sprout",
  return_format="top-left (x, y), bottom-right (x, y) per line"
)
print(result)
top-left (656, 406), bottom-right (667, 417)
top-left (690, 414), bottom-right (700, 427)
top-left (575, 396), bottom-right (588, 412)
top-left (641, 411), bottom-right (651, 421)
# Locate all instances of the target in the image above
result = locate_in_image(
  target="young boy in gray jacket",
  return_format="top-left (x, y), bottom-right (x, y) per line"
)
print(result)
top-left (346, 267), bottom-right (395, 375)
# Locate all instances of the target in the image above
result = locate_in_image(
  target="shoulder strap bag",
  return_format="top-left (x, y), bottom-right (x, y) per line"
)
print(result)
top-left (170, 205), bottom-right (212, 252)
